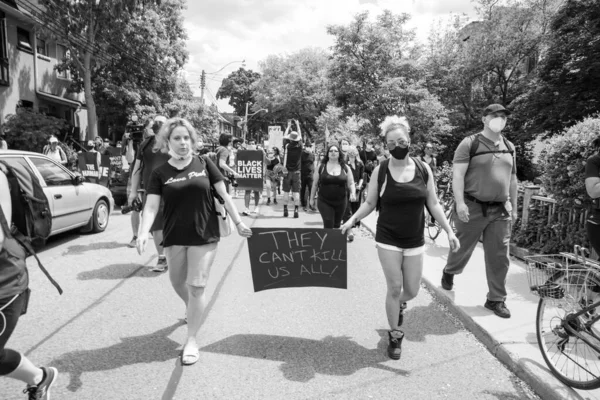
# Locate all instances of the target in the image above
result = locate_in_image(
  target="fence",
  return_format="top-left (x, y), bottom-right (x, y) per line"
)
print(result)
top-left (518, 185), bottom-right (595, 257)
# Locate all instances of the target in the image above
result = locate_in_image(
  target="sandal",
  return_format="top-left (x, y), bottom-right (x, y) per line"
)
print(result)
top-left (181, 348), bottom-right (200, 365)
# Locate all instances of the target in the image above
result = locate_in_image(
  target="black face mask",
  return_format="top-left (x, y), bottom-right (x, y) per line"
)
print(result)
top-left (390, 146), bottom-right (409, 160)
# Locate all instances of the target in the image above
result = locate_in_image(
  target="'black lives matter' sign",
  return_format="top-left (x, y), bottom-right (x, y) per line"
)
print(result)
top-left (247, 228), bottom-right (347, 292)
top-left (236, 150), bottom-right (263, 191)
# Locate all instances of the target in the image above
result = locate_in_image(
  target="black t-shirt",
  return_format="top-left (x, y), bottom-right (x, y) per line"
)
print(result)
top-left (137, 136), bottom-right (170, 189)
top-left (362, 149), bottom-right (378, 174)
top-left (586, 154), bottom-right (600, 222)
top-left (266, 157), bottom-right (279, 171)
top-left (147, 157), bottom-right (225, 247)
top-left (301, 150), bottom-right (315, 176)
top-left (285, 142), bottom-right (303, 171)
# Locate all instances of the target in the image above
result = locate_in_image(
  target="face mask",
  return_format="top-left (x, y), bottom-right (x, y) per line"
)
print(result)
top-left (366, 145), bottom-right (373, 151)
top-left (390, 146), bottom-right (409, 160)
top-left (168, 146), bottom-right (193, 161)
top-left (341, 144), bottom-right (349, 152)
top-left (488, 117), bottom-right (506, 133)
top-left (247, 145), bottom-right (256, 150)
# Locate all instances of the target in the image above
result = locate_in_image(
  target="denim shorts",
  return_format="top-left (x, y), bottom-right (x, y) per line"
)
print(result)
top-left (375, 242), bottom-right (425, 256)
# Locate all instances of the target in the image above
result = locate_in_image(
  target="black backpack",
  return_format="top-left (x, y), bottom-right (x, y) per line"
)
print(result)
top-left (469, 133), bottom-right (514, 160)
top-left (376, 157), bottom-right (429, 212)
top-left (0, 161), bottom-right (63, 294)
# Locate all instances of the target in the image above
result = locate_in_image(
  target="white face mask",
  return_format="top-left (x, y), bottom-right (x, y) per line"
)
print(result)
top-left (341, 144), bottom-right (349, 152)
top-left (247, 145), bottom-right (256, 150)
top-left (488, 117), bottom-right (506, 133)
top-left (168, 146), bottom-right (193, 161)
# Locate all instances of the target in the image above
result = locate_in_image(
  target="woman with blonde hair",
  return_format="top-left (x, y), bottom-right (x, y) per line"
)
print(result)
top-left (137, 117), bottom-right (252, 365)
top-left (341, 115), bottom-right (459, 360)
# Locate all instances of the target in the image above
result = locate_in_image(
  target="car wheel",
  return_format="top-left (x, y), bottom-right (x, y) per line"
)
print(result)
top-left (91, 199), bottom-right (110, 233)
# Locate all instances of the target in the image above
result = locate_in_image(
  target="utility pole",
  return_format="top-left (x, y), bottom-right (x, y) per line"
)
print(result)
top-left (243, 102), bottom-right (249, 142)
top-left (200, 70), bottom-right (206, 104)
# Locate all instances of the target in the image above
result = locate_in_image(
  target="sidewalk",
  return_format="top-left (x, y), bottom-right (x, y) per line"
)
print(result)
top-left (360, 212), bottom-right (600, 400)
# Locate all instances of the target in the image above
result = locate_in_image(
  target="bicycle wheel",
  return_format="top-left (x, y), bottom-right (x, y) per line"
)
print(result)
top-left (536, 270), bottom-right (600, 390)
top-left (427, 219), bottom-right (442, 240)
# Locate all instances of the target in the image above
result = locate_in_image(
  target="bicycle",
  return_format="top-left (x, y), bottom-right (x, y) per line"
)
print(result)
top-left (426, 183), bottom-right (456, 241)
top-left (525, 245), bottom-right (600, 390)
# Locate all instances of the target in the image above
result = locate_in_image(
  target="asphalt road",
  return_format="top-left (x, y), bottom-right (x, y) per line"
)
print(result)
top-left (3, 198), bottom-right (541, 400)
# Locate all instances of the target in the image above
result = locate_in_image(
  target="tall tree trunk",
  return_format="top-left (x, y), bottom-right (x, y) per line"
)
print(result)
top-left (83, 50), bottom-right (97, 141)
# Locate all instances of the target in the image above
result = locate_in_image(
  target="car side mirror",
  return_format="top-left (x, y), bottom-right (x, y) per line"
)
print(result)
top-left (72, 174), bottom-right (84, 185)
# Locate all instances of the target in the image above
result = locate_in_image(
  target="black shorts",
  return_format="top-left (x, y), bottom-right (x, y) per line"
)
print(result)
top-left (282, 170), bottom-right (301, 193)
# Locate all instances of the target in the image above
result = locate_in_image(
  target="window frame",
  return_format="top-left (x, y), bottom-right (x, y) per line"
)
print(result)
top-left (16, 27), bottom-right (33, 54)
top-left (0, 16), bottom-right (8, 86)
top-left (36, 36), bottom-right (48, 57)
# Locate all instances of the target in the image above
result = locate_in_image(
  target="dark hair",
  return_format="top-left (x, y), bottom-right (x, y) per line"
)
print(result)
top-left (272, 147), bottom-right (280, 156)
top-left (592, 135), bottom-right (600, 149)
top-left (219, 133), bottom-right (232, 146)
top-left (321, 144), bottom-right (347, 169)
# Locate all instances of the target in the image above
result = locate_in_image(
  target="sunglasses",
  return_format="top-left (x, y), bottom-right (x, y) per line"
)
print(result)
top-left (329, 149), bottom-right (339, 153)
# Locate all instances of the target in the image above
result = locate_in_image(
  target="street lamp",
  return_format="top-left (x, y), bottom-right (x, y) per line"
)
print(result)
top-left (243, 103), bottom-right (268, 142)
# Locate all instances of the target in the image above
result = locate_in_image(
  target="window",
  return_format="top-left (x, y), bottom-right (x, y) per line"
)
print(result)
top-left (0, 16), bottom-right (8, 85)
top-left (36, 37), bottom-right (47, 56)
top-left (17, 27), bottom-right (32, 53)
top-left (17, 100), bottom-right (34, 110)
top-left (56, 44), bottom-right (70, 79)
top-left (29, 157), bottom-right (72, 186)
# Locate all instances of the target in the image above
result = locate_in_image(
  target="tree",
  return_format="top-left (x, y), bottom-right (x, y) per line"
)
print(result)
top-left (253, 47), bottom-right (333, 138)
top-left (3, 109), bottom-right (69, 153)
top-left (36, 0), bottom-right (187, 140)
top-left (512, 0), bottom-right (600, 137)
top-left (163, 100), bottom-right (220, 141)
top-left (216, 68), bottom-right (262, 117)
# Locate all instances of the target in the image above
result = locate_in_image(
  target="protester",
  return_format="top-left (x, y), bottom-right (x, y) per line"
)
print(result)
top-left (584, 135), bottom-right (600, 258)
top-left (309, 144), bottom-right (356, 229)
top-left (282, 120), bottom-right (303, 218)
top-left (300, 141), bottom-right (316, 212)
top-left (265, 147), bottom-right (281, 205)
top-left (136, 117), bottom-right (252, 366)
top-left (440, 104), bottom-right (517, 319)
top-left (196, 139), bottom-right (210, 156)
top-left (0, 164), bottom-right (58, 398)
top-left (346, 145), bottom-right (365, 232)
top-left (242, 139), bottom-right (265, 215)
top-left (128, 115), bottom-right (169, 272)
top-left (419, 142), bottom-right (438, 178)
top-left (0, 129), bottom-right (7, 150)
top-left (341, 115), bottom-right (460, 360)
top-left (360, 140), bottom-right (378, 178)
top-left (43, 136), bottom-right (68, 165)
top-left (216, 134), bottom-right (241, 193)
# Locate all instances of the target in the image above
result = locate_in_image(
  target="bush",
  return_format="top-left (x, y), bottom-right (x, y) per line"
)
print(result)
top-left (3, 109), bottom-right (70, 153)
top-left (538, 115), bottom-right (600, 209)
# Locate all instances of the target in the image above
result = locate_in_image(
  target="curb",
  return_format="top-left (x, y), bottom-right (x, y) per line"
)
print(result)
top-left (360, 221), bottom-right (583, 400)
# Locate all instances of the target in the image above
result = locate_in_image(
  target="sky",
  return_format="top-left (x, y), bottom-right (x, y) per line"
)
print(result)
top-left (182, 0), bottom-right (478, 113)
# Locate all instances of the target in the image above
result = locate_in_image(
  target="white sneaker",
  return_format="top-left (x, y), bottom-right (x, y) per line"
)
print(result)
top-left (242, 209), bottom-right (250, 216)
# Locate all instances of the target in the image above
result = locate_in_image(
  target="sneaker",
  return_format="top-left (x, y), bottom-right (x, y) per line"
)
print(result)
top-left (441, 271), bottom-right (454, 290)
top-left (152, 257), bottom-right (168, 272)
top-left (303, 207), bottom-right (308, 212)
top-left (242, 209), bottom-right (250, 216)
top-left (309, 206), bottom-right (317, 212)
top-left (267, 198), bottom-right (271, 205)
top-left (294, 209), bottom-right (299, 218)
top-left (274, 198), bottom-right (278, 205)
top-left (484, 300), bottom-right (511, 318)
top-left (398, 302), bottom-right (407, 326)
top-left (283, 208), bottom-right (288, 217)
top-left (387, 330), bottom-right (404, 360)
top-left (24, 367), bottom-right (58, 400)
top-left (347, 232), bottom-right (354, 242)
top-left (128, 236), bottom-right (137, 248)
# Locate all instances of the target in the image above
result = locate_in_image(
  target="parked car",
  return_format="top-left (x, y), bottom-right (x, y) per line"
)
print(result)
top-left (0, 149), bottom-right (114, 236)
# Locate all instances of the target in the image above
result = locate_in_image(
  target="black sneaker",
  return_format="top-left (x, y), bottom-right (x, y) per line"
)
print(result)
top-left (484, 300), bottom-right (511, 318)
top-left (387, 330), bottom-right (404, 360)
top-left (24, 366), bottom-right (58, 400)
top-left (294, 209), bottom-right (299, 218)
top-left (267, 198), bottom-right (271, 205)
top-left (398, 302), bottom-right (407, 326)
top-left (283, 208), bottom-right (288, 217)
top-left (274, 198), bottom-right (278, 205)
top-left (441, 271), bottom-right (454, 290)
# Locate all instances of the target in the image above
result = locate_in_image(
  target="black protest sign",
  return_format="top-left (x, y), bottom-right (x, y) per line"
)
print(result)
top-left (236, 150), bottom-right (263, 191)
top-left (78, 152), bottom-right (110, 186)
top-left (247, 228), bottom-right (347, 292)
top-left (105, 146), bottom-right (123, 170)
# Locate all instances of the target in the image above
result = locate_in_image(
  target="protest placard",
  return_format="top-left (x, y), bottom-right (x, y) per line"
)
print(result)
top-left (236, 150), bottom-right (264, 191)
top-left (247, 228), bottom-right (347, 292)
top-left (268, 125), bottom-right (283, 150)
top-left (78, 152), bottom-right (110, 186)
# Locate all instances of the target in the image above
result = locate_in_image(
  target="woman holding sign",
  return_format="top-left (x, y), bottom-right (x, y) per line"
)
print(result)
top-left (341, 116), bottom-right (460, 361)
top-left (136, 118), bottom-right (252, 366)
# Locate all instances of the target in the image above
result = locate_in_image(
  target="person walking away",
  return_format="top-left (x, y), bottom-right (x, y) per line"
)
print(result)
top-left (584, 135), bottom-right (600, 258)
top-left (242, 139), bottom-right (265, 215)
top-left (265, 147), bottom-right (281, 205)
top-left (0, 164), bottom-right (58, 398)
top-left (440, 104), bottom-right (517, 319)
top-left (341, 115), bottom-right (460, 360)
top-left (347, 145), bottom-right (365, 231)
top-left (300, 141), bottom-right (316, 212)
top-left (43, 136), bottom-right (67, 165)
top-left (129, 115), bottom-right (170, 272)
top-left (282, 120), bottom-right (303, 218)
top-left (215, 134), bottom-right (241, 194)
top-left (136, 118), bottom-right (252, 365)
top-left (309, 144), bottom-right (356, 229)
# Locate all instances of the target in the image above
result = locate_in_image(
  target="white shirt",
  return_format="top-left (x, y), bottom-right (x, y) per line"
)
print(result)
top-left (46, 147), bottom-right (65, 163)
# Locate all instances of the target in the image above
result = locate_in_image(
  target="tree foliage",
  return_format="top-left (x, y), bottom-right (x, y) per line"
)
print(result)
top-left (3, 109), bottom-right (70, 153)
top-left (216, 68), bottom-right (262, 117)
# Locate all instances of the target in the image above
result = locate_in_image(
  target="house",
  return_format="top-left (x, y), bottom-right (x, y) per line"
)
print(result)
top-left (0, 0), bottom-right (87, 142)
top-left (219, 112), bottom-right (242, 138)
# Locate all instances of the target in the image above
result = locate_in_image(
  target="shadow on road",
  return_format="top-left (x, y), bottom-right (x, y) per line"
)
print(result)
top-left (62, 241), bottom-right (130, 256)
top-left (50, 322), bottom-right (183, 392)
top-left (77, 263), bottom-right (163, 280)
top-left (401, 302), bottom-right (461, 342)
top-left (201, 332), bottom-right (408, 382)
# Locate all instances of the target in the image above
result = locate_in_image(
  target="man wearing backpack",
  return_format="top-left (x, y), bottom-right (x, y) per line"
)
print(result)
top-left (128, 115), bottom-right (169, 272)
top-left (0, 164), bottom-right (58, 399)
top-left (440, 104), bottom-right (518, 319)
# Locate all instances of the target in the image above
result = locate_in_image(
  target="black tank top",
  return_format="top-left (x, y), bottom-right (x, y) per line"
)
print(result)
top-left (376, 163), bottom-right (428, 248)
top-left (318, 164), bottom-right (347, 204)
